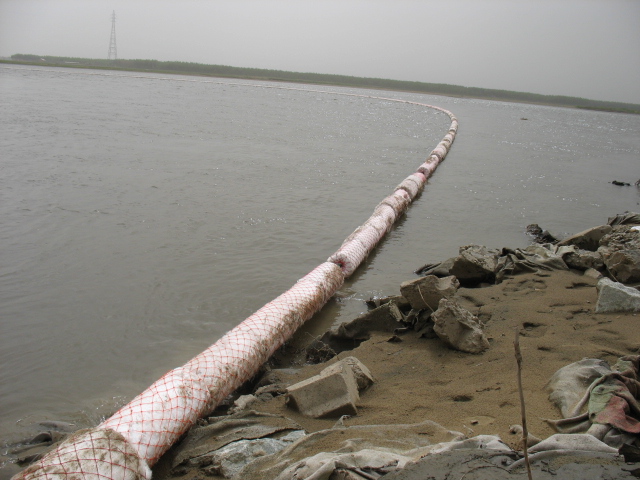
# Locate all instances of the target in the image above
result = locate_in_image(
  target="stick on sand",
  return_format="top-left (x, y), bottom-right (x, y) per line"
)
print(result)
top-left (514, 327), bottom-right (534, 480)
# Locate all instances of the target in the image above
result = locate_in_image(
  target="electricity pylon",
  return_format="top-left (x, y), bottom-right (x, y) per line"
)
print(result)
top-left (108, 11), bottom-right (117, 60)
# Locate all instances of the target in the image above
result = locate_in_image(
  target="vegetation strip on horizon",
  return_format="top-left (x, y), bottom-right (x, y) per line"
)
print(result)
top-left (4, 54), bottom-right (640, 114)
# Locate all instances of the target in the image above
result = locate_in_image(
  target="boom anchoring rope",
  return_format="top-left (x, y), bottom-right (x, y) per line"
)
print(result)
top-left (12, 85), bottom-right (458, 480)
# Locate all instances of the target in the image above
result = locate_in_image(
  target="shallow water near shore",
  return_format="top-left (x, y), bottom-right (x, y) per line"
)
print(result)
top-left (1, 65), bottom-right (639, 462)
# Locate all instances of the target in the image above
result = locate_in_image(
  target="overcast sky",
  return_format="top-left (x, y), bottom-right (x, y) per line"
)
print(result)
top-left (1, 0), bottom-right (639, 104)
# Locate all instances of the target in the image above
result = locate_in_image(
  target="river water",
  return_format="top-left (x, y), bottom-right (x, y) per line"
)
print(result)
top-left (1, 65), bottom-right (639, 462)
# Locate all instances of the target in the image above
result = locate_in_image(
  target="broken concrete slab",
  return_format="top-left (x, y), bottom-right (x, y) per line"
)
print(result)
top-left (285, 361), bottom-right (360, 418)
top-left (557, 225), bottom-right (612, 251)
top-left (320, 357), bottom-right (374, 392)
top-left (400, 275), bottom-right (459, 311)
top-left (432, 298), bottom-right (490, 354)
top-left (449, 245), bottom-right (500, 285)
top-left (595, 277), bottom-right (640, 313)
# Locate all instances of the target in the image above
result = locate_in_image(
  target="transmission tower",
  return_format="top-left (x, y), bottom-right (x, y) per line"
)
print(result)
top-left (108, 10), bottom-right (117, 60)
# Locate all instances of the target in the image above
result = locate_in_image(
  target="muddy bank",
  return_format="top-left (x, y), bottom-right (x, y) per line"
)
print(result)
top-left (148, 217), bottom-right (640, 479)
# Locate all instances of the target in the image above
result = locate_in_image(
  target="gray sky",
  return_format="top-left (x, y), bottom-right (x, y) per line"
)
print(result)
top-left (1, 0), bottom-right (639, 104)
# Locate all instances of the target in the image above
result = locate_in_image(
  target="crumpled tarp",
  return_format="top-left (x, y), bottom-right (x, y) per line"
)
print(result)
top-left (265, 432), bottom-right (635, 480)
top-left (546, 358), bottom-right (612, 418)
top-left (495, 244), bottom-right (575, 281)
top-left (608, 212), bottom-right (640, 226)
top-left (417, 244), bottom-right (577, 284)
top-left (547, 355), bottom-right (640, 448)
top-left (169, 410), bottom-right (303, 467)
top-left (233, 420), bottom-right (464, 480)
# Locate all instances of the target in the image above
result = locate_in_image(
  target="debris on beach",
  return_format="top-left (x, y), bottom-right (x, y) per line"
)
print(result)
top-left (431, 298), bottom-right (490, 354)
top-left (285, 357), bottom-right (373, 419)
top-left (545, 355), bottom-right (640, 449)
top-left (8, 214), bottom-right (640, 480)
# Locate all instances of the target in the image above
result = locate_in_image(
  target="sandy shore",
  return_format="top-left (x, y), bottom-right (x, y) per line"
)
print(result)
top-left (149, 264), bottom-right (639, 479)
top-left (251, 269), bottom-right (638, 445)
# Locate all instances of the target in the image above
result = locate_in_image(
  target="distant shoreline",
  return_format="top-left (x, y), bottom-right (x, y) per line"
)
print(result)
top-left (3, 56), bottom-right (639, 114)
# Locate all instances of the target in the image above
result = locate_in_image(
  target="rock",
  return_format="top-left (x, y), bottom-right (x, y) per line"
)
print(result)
top-left (557, 225), bottom-right (612, 251)
top-left (563, 249), bottom-right (604, 271)
top-left (526, 224), bottom-right (559, 244)
top-left (583, 268), bottom-right (603, 280)
top-left (400, 275), bottom-right (460, 311)
top-left (306, 302), bottom-right (403, 362)
top-left (366, 294), bottom-right (410, 309)
top-left (449, 245), bottom-right (500, 285)
top-left (321, 357), bottom-right (374, 392)
top-left (598, 225), bottom-right (640, 253)
top-left (595, 277), bottom-right (640, 313)
top-left (604, 249), bottom-right (640, 283)
top-left (285, 361), bottom-right (360, 418)
top-left (432, 299), bottom-right (490, 354)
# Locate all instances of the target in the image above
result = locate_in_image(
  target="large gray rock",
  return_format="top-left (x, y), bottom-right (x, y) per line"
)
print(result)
top-left (449, 245), bottom-right (500, 285)
top-left (598, 225), bottom-right (640, 253)
top-left (558, 225), bottom-right (612, 251)
top-left (604, 249), bottom-right (640, 283)
top-left (595, 277), bottom-right (640, 313)
top-left (285, 361), bottom-right (360, 418)
top-left (563, 249), bottom-right (604, 271)
top-left (400, 275), bottom-right (460, 311)
top-left (432, 299), bottom-right (490, 354)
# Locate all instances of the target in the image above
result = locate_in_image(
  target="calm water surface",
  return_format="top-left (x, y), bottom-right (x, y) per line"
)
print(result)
top-left (1, 66), bottom-right (639, 465)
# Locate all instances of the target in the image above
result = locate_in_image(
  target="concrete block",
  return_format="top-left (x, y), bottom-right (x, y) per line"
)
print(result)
top-left (285, 363), bottom-right (359, 418)
top-left (320, 357), bottom-right (374, 392)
